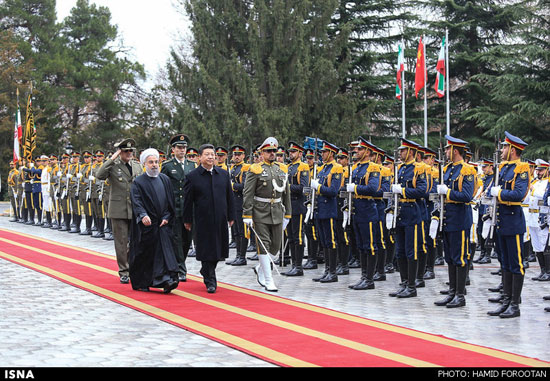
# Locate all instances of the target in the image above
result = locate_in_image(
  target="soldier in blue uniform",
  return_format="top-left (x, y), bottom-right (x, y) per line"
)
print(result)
top-left (310, 141), bottom-right (344, 283)
top-left (421, 146), bottom-right (438, 279)
top-left (487, 131), bottom-right (530, 318)
top-left (303, 148), bottom-right (320, 269)
top-left (434, 136), bottom-right (476, 308)
top-left (389, 139), bottom-right (427, 298)
top-left (226, 145), bottom-right (250, 266)
top-left (346, 137), bottom-right (382, 290)
top-left (474, 158), bottom-right (495, 264)
top-left (281, 141), bottom-right (310, 276)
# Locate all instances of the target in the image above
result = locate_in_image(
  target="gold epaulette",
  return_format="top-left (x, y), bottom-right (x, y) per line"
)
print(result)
top-left (249, 163), bottom-right (263, 175)
top-left (514, 161), bottom-right (530, 175)
top-left (331, 162), bottom-right (343, 174)
top-left (413, 162), bottom-right (425, 176)
top-left (460, 163), bottom-right (477, 177)
top-left (367, 162), bottom-right (381, 173)
top-left (298, 162), bottom-right (310, 172)
top-left (381, 166), bottom-right (392, 177)
top-left (242, 163), bottom-right (251, 172)
top-left (275, 162), bottom-right (288, 173)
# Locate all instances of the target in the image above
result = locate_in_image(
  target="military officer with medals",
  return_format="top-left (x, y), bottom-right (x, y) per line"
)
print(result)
top-left (226, 144), bottom-right (251, 266)
top-left (388, 139), bottom-right (427, 298)
top-left (8, 161), bottom-right (20, 222)
top-left (280, 141), bottom-right (310, 276)
top-left (96, 138), bottom-right (143, 284)
top-left (309, 140), bottom-right (344, 284)
top-left (161, 134), bottom-right (197, 282)
top-left (243, 137), bottom-right (292, 292)
top-left (433, 136), bottom-right (476, 308)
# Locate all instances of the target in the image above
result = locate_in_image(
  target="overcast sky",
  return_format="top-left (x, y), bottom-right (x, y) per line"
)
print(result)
top-left (56, 0), bottom-right (191, 86)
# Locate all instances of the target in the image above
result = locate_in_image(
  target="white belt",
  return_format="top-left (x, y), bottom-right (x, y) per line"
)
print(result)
top-left (254, 196), bottom-right (281, 204)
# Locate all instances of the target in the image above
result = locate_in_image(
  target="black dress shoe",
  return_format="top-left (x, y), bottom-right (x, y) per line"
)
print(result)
top-left (134, 287), bottom-right (150, 292)
top-left (319, 273), bottom-right (338, 283)
top-left (351, 279), bottom-right (375, 290)
top-left (434, 294), bottom-right (455, 306)
top-left (120, 276), bottom-right (129, 284)
top-left (178, 274), bottom-right (187, 282)
top-left (446, 294), bottom-right (466, 308)
top-left (373, 272), bottom-right (386, 281)
top-left (163, 280), bottom-right (179, 294)
top-left (207, 286), bottom-right (216, 294)
top-left (396, 286), bottom-right (417, 298)
top-left (231, 257), bottom-right (247, 266)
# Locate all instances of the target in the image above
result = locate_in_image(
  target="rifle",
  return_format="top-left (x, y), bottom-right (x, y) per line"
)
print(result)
top-left (342, 159), bottom-right (353, 228)
top-left (482, 141), bottom-right (501, 249)
top-left (438, 145), bottom-right (446, 232)
top-left (304, 137), bottom-right (319, 224)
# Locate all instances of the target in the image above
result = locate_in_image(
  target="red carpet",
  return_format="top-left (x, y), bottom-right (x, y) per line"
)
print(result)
top-left (0, 228), bottom-right (548, 367)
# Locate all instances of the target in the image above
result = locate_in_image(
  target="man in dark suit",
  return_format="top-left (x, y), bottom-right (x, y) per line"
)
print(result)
top-left (183, 144), bottom-right (235, 293)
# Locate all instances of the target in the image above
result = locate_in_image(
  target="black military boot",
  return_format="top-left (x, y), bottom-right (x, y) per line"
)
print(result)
top-left (336, 245), bottom-right (349, 275)
top-left (488, 271), bottom-right (512, 316)
top-left (92, 218), bottom-right (105, 238)
top-left (390, 257), bottom-right (409, 297)
top-left (286, 244), bottom-right (304, 276)
top-left (499, 273), bottom-right (524, 318)
top-left (374, 247), bottom-right (387, 281)
top-left (60, 214), bottom-right (70, 231)
top-left (312, 249), bottom-right (329, 282)
top-left (397, 258), bottom-right (418, 298)
top-left (539, 252), bottom-right (550, 281)
top-left (416, 250), bottom-right (427, 288)
top-left (231, 236), bottom-right (248, 266)
top-left (320, 248), bottom-right (338, 283)
top-left (435, 264), bottom-right (457, 306)
top-left (353, 251), bottom-right (376, 290)
top-left (304, 239), bottom-right (319, 269)
top-left (447, 265), bottom-right (467, 308)
top-left (70, 214), bottom-right (81, 233)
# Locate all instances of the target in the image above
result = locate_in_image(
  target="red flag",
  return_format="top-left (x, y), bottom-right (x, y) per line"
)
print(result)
top-left (415, 37), bottom-right (426, 98)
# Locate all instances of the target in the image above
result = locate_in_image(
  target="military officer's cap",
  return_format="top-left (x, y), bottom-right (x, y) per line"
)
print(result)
top-left (527, 159), bottom-right (536, 167)
top-left (502, 131), bottom-right (528, 151)
top-left (39, 155), bottom-right (49, 160)
top-left (82, 151), bottom-right (92, 157)
top-left (49, 154), bottom-right (58, 159)
top-left (254, 144), bottom-right (262, 153)
top-left (216, 146), bottom-right (228, 155)
top-left (71, 151), bottom-right (81, 157)
top-left (276, 146), bottom-right (286, 155)
top-left (320, 140), bottom-right (339, 154)
top-left (372, 144), bottom-right (386, 156)
top-left (158, 150), bottom-right (165, 158)
top-left (230, 145), bottom-right (246, 154)
top-left (349, 140), bottom-right (359, 149)
top-left (337, 148), bottom-right (349, 158)
top-left (480, 158), bottom-right (494, 166)
top-left (384, 156), bottom-right (395, 164)
top-left (170, 134), bottom-right (189, 147)
top-left (304, 148), bottom-right (315, 158)
top-left (95, 150), bottom-right (104, 157)
top-left (260, 137), bottom-right (278, 151)
top-left (421, 146), bottom-right (436, 157)
top-left (287, 141), bottom-right (304, 152)
top-left (61, 153), bottom-right (70, 159)
top-left (114, 138), bottom-right (136, 150)
top-left (444, 135), bottom-right (468, 149)
top-left (399, 138), bottom-right (420, 151)
top-left (535, 159), bottom-right (549, 169)
top-left (465, 150), bottom-right (473, 159)
top-left (9, 160), bottom-right (14, 165)
top-left (187, 147), bottom-right (198, 156)
top-left (357, 136), bottom-right (376, 151)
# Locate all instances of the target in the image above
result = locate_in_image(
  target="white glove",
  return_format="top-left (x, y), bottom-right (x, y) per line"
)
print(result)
top-left (76, 173), bottom-right (83, 179)
top-left (310, 179), bottom-right (320, 189)
top-left (481, 219), bottom-right (491, 239)
top-left (391, 184), bottom-right (402, 194)
top-left (283, 218), bottom-right (290, 230)
top-left (490, 186), bottom-right (501, 197)
top-left (547, 196), bottom-right (550, 206)
top-left (29, 163), bottom-right (34, 168)
top-left (386, 212), bottom-right (394, 230)
top-left (56, 171), bottom-right (62, 177)
top-left (346, 183), bottom-right (356, 193)
top-left (437, 184), bottom-right (449, 195)
top-left (67, 173), bottom-right (73, 179)
top-left (243, 218), bottom-right (253, 227)
top-left (429, 218), bottom-right (439, 240)
top-left (89, 175), bottom-right (95, 181)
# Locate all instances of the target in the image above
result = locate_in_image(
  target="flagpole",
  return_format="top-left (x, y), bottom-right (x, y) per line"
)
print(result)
top-left (445, 28), bottom-right (450, 136)
top-left (423, 34), bottom-right (428, 147)
top-left (402, 40), bottom-right (406, 139)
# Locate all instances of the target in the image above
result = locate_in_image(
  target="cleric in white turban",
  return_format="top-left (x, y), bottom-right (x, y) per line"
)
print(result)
top-left (129, 148), bottom-right (179, 293)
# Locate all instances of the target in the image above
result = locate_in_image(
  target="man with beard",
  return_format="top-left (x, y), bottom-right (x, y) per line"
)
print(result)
top-left (129, 148), bottom-right (179, 293)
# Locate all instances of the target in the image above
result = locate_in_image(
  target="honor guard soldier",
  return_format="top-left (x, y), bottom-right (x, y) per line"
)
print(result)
top-left (186, 147), bottom-right (198, 163)
top-left (309, 140), bottom-right (344, 283)
top-left (96, 138), bottom-right (143, 283)
top-left (345, 137), bottom-right (382, 290)
top-left (40, 155), bottom-right (54, 228)
top-left (388, 139), bottom-right (428, 298)
top-left (336, 147), bottom-right (351, 275)
top-left (474, 158), bottom-right (495, 264)
top-left (90, 150), bottom-right (106, 238)
top-left (215, 146), bottom-right (228, 171)
top-left (414, 147), bottom-right (432, 287)
top-left (382, 155), bottom-right (396, 273)
top-left (434, 136), bottom-right (476, 308)
top-left (78, 151), bottom-right (94, 235)
top-left (421, 146), bottom-right (438, 279)
top-left (276, 146), bottom-right (286, 164)
top-left (281, 141), bottom-right (310, 276)
top-left (243, 137), bottom-right (292, 292)
top-left (303, 148), bottom-right (320, 269)
top-left (22, 156), bottom-right (46, 226)
top-left (529, 159), bottom-right (550, 281)
top-left (8, 161), bottom-right (20, 222)
top-left (161, 134), bottom-right (196, 282)
top-left (20, 158), bottom-right (34, 224)
top-left (486, 132), bottom-right (530, 318)
top-left (158, 150), bottom-right (166, 168)
top-left (67, 152), bottom-right (82, 232)
top-left (226, 144), bottom-right (251, 266)
top-left (58, 153), bottom-right (71, 230)
top-left (48, 154), bottom-right (61, 229)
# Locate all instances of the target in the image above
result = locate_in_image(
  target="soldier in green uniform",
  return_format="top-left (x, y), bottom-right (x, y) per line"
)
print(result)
top-left (8, 161), bottom-right (20, 222)
top-left (96, 139), bottom-right (143, 284)
top-left (243, 137), bottom-right (292, 292)
top-left (58, 153), bottom-right (71, 231)
top-left (67, 152), bottom-right (81, 233)
top-left (90, 150), bottom-right (106, 238)
top-left (78, 151), bottom-right (94, 235)
top-left (161, 134), bottom-right (197, 282)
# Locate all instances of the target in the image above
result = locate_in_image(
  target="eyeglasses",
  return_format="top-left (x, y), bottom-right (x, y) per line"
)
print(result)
top-left (264, 149), bottom-right (277, 153)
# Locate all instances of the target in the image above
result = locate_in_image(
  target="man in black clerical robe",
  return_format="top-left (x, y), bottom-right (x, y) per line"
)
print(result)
top-left (183, 144), bottom-right (235, 293)
top-left (129, 149), bottom-right (179, 293)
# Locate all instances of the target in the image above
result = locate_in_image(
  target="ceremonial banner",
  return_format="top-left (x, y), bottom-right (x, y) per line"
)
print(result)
top-left (395, 43), bottom-right (405, 100)
top-left (23, 93), bottom-right (36, 162)
top-left (414, 37), bottom-right (426, 99)
top-left (435, 37), bottom-right (446, 98)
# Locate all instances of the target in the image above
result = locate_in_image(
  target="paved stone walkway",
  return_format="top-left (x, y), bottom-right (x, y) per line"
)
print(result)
top-left (0, 211), bottom-right (549, 367)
